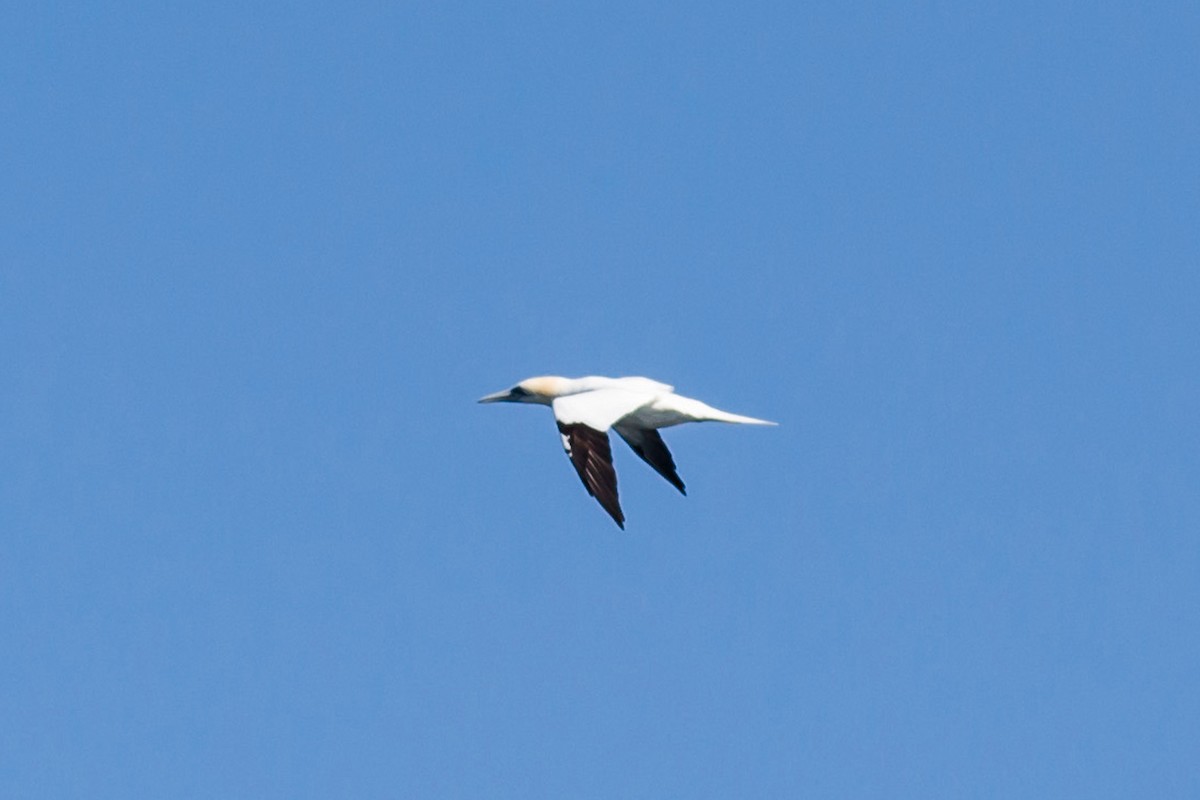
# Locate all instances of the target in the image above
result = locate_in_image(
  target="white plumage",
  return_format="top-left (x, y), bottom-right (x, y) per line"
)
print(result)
top-left (479, 375), bottom-right (775, 528)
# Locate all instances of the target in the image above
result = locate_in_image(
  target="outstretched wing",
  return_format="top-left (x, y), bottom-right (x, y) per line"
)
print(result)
top-left (556, 422), bottom-right (624, 529)
top-left (550, 389), bottom-right (663, 529)
top-left (614, 424), bottom-right (686, 495)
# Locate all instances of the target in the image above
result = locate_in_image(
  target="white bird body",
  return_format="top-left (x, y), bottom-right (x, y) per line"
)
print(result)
top-left (479, 375), bottom-right (775, 528)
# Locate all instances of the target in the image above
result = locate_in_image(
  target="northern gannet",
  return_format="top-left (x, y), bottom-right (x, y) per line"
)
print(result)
top-left (479, 376), bottom-right (776, 528)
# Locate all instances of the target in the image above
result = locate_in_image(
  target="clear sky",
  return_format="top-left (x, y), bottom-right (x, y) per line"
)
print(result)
top-left (3, 2), bottom-right (1198, 797)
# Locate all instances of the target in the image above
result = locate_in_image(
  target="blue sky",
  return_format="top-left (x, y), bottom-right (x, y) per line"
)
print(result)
top-left (3, 2), bottom-right (1198, 797)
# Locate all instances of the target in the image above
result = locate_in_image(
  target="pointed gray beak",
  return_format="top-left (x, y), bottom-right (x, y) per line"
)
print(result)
top-left (478, 389), bottom-right (512, 404)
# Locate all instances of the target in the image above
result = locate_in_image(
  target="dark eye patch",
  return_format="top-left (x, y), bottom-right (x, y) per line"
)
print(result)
top-left (510, 386), bottom-right (530, 397)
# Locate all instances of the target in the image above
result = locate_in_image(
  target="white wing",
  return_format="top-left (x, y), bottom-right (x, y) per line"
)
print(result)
top-left (552, 389), bottom-right (655, 432)
top-left (613, 376), bottom-right (674, 393)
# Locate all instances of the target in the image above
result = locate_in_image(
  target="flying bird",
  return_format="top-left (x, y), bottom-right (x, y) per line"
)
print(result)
top-left (478, 375), bottom-right (776, 528)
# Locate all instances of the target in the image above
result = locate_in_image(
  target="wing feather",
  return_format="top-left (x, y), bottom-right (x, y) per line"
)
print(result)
top-left (614, 425), bottom-right (686, 495)
top-left (556, 422), bottom-right (624, 529)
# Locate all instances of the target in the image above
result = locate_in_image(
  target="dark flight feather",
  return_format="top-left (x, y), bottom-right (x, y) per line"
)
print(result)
top-left (615, 425), bottom-right (686, 495)
top-left (557, 422), bottom-right (625, 529)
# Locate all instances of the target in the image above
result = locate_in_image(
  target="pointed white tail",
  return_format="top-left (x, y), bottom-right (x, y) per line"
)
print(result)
top-left (710, 409), bottom-right (777, 425)
top-left (664, 396), bottom-right (777, 426)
